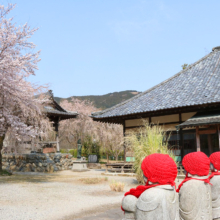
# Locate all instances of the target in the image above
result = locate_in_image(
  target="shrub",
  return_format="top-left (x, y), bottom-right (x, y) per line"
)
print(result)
top-left (109, 180), bottom-right (125, 192)
top-left (80, 177), bottom-right (108, 184)
top-left (69, 149), bottom-right (74, 156)
top-left (125, 122), bottom-right (175, 184)
top-left (60, 149), bottom-right (68, 154)
top-left (74, 149), bottom-right (77, 158)
top-left (69, 149), bottom-right (77, 157)
top-left (0, 170), bottom-right (12, 176)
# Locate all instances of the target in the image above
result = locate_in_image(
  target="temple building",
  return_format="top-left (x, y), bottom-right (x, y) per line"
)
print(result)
top-left (42, 90), bottom-right (78, 153)
top-left (3, 91), bottom-right (78, 154)
top-left (91, 46), bottom-right (220, 161)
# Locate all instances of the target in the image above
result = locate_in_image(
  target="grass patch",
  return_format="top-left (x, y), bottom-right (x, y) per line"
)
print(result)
top-left (80, 177), bottom-right (108, 184)
top-left (109, 180), bottom-right (125, 192)
top-left (0, 170), bottom-right (12, 176)
top-left (125, 122), bottom-right (176, 183)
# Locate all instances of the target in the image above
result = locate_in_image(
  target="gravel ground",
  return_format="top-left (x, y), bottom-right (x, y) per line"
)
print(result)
top-left (0, 170), bottom-right (138, 220)
top-left (74, 207), bottom-right (123, 220)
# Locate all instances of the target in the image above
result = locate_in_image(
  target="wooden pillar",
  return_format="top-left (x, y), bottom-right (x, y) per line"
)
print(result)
top-left (178, 114), bottom-right (184, 160)
top-left (218, 125), bottom-right (220, 150)
top-left (196, 126), bottom-right (201, 151)
top-left (208, 134), bottom-right (213, 155)
top-left (56, 136), bottom-right (60, 152)
top-left (180, 128), bottom-right (184, 160)
top-left (54, 117), bottom-right (60, 152)
top-left (123, 120), bottom-right (126, 162)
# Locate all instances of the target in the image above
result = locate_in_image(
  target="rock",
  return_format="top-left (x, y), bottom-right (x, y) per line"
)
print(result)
top-left (26, 164), bottom-right (32, 172)
top-left (45, 165), bottom-right (50, 172)
top-left (2, 153), bottom-right (75, 173)
top-left (10, 165), bottom-right (16, 171)
top-left (136, 185), bottom-right (179, 220)
top-left (9, 161), bottom-right (15, 166)
top-left (36, 167), bottom-right (44, 172)
top-left (19, 167), bottom-right (24, 172)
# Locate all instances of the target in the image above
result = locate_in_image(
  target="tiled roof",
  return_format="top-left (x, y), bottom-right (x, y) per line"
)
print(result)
top-left (92, 47), bottom-right (220, 119)
top-left (176, 111), bottom-right (220, 129)
top-left (44, 106), bottom-right (78, 117)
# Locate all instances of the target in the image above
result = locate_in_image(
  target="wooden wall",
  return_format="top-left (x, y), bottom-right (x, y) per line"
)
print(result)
top-left (125, 112), bottom-right (196, 132)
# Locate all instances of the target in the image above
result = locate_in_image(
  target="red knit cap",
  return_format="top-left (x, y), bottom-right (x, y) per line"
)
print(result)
top-left (182, 152), bottom-right (210, 176)
top-left (141, 153), bottom-right (177, 185)
top-left (210, 152), bottom-right (220, 170)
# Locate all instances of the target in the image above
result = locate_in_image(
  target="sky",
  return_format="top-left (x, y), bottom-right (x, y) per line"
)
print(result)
top-left (2, 0), bottom-right (220, 98)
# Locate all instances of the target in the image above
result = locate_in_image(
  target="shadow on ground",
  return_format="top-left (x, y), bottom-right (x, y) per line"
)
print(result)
top-left (0, 172), bottom-right (80, 184)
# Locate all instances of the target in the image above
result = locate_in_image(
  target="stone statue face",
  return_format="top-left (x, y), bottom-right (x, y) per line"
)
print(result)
top-left (143, 175), bottom-right (148, 184)
top-left (210, 163), bottom-right (215, 171)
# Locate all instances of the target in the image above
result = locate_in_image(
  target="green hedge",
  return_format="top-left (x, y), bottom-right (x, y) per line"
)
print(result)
top-left (69, 149), bottom-right (77, 157)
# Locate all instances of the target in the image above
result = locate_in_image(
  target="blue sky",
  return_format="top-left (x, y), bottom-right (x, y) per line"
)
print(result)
top-left (3, 0), bottom-right (220, 97)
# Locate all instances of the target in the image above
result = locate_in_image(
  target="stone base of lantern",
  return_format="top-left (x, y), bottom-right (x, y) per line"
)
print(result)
top-left (72, 158), bottom-right (89, 172)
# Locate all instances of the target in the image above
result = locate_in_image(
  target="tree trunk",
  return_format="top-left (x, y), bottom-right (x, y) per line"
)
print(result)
top-left (107, 154), bottom-right (109, 164)
top-left (115, 154), bottom-right (118, 162)
top-left (0, 135), bottom-right (5, 171)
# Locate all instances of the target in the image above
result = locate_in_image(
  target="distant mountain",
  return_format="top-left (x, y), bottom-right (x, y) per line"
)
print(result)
top-left (54, 90), bottom-right (141, 110)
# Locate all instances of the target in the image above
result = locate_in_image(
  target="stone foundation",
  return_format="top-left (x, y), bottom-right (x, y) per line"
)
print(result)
top-left (2, 153), bottom-right (74, 173)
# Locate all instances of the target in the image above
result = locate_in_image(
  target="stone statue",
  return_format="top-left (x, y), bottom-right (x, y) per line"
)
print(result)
top-left (136, 184), bottom-right (179, 220)
top-left (122, 195), bottom-right (138, 220)
top-left (121, 153), bottom-right (179, 220)
top-left (178, 152), bottom-right (212, 220)
top-left (77, 139), bottom-right (82, 160)
top-left (210, 152), bottom-right (220, 220)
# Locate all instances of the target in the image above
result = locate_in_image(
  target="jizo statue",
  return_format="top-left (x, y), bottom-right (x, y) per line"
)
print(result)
top-left (121, 153), bottom-right (179, 220)
top-left (209, 152), bottom-right (220, 220)
top-left (177, 152), bottom-right (212, 220)
top-left (77, 139), bottom-right (82, 160)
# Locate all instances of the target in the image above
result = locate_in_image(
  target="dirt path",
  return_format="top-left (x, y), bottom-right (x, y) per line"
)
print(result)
top-left (0, 170), bottom-right (138, 220)
top-left (74, 206), bottom-right (123, 220)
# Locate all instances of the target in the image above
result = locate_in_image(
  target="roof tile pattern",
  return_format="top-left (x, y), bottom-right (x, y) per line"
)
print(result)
top-left (44, 106), bottom-right (77, 116)
top-left (92, 48), bottom-right (220, 119)
top-left (177, 112), bottom-right (220, 128)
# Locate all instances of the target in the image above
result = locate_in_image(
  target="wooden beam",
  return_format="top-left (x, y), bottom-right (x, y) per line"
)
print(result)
top-left (179, 113), bottom-right (182, 123)
top-left (125, 121), bottom-right (180, 129)
top-left (122, 120), bottom-right (126, 162)
top-left (198, 129), bottom-right (217, 135)
top-left (196, 127), bottom-right (201, 151)
top-left (149, 117), bottom-right (152, 127)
